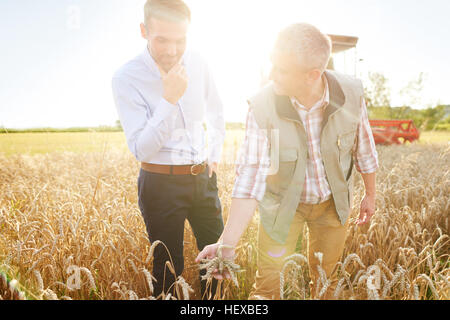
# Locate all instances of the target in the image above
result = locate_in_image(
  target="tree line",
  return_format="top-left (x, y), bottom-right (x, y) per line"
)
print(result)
top-left (365, 72), bottom-right (449, 131)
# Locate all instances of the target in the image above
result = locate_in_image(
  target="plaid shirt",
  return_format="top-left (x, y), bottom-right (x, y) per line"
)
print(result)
top-left (232, 77), bottom-right (379, 203)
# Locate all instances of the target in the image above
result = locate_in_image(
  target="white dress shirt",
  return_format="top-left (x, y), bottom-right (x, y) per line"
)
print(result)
top-left (112, 47), bottom-right (225, 165)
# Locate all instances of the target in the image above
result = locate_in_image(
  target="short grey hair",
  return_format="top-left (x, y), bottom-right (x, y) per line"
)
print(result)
top-left (274, 23), bottom-right (332, 72)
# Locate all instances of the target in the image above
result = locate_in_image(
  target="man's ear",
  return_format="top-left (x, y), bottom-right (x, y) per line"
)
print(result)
top-left (307, 69), bottom-right (322, 82)
top-left (140, 23), bottom-right (148, 40)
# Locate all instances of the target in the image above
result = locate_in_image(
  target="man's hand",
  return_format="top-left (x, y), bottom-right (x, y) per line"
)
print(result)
top-left (161, 63), bottom-right (188, 105)
top-left (195, 243), bottom-right (235, 280)
top-left (195, 198), bottom-right (257, 279)
top-left (356, 194), bottom-right (376, 225)
top-left (208, 162), bottom-right (218, 178)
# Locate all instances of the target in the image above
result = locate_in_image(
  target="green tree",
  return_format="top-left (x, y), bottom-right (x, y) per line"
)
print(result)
top-left (364, 72), bottom-right (391, 108)
top-left (421, 105), bottom-right (446, 130)
top-left (399, 72), bottom-right (426, 108)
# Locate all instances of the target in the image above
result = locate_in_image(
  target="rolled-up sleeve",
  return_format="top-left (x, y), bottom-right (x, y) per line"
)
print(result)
top-left (112, 76), bottom-right (177, 162)
top-left (232, 109), bottom-right (270, 201)
top-left (354, 98), bottom-right (379, 174)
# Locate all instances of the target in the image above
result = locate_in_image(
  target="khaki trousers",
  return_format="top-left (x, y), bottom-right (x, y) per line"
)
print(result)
top-left (249, 197), bottom-right (350, 300)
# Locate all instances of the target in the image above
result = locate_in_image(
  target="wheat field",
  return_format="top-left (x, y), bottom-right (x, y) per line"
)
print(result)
top-left (0, 131), bottom-right (448, 300)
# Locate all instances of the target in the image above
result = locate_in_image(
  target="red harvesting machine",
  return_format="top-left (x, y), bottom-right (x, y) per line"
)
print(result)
top-left (369, 120), bottom-right (421, 145)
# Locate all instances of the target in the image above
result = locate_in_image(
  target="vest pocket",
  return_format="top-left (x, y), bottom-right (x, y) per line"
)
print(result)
top-left (280, 148), bottom-right (298, 162)
top-left (338, 130), bottom-right (356, 181)
top-left (266, 148), bottom-right (298, 195)
top-left (278, 148), bottom-right (298, 191)
top-left (259, 191), bottom-right (282, 227)
top-left (337, 130), bottom-right (356, 153)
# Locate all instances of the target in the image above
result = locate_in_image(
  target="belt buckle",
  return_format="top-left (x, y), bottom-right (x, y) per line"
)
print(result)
top-left (190, 163), bottom-right (204, 176)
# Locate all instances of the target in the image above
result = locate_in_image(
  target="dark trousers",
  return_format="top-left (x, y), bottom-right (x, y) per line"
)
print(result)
top-left (137, 166), bottom-right (224, 299)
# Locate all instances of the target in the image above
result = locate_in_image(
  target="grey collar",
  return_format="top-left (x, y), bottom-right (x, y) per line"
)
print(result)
top-left (274, 70), bottom-right (346, 126)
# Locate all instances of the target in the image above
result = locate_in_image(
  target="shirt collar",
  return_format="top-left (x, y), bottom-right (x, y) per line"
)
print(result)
top-left (142, 45), bottom-right (189, 76)
top-left (290, 74), bottom-right (330, 111)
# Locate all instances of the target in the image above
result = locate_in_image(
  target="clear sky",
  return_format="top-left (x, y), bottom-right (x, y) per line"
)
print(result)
top-left (1, 0), bottom-right (449, 128)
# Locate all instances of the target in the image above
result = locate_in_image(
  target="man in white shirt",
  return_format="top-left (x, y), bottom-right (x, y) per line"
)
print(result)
top-left (112, 0), bottom-right (225, 299)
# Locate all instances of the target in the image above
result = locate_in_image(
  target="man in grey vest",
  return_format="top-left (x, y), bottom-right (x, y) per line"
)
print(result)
top-left (196, 23), bottom-right (379, 300)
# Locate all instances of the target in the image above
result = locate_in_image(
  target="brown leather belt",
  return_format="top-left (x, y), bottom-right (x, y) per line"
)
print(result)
top-left (141, 162), bottom-right (207, 176)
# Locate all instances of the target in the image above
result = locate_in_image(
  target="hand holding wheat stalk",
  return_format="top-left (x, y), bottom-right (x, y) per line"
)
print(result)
top-left (198, 244), bottom-right (242, 287)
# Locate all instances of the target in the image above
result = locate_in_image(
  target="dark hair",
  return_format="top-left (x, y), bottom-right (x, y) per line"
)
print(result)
top-left (144, 0), bottom-right (191, 25)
